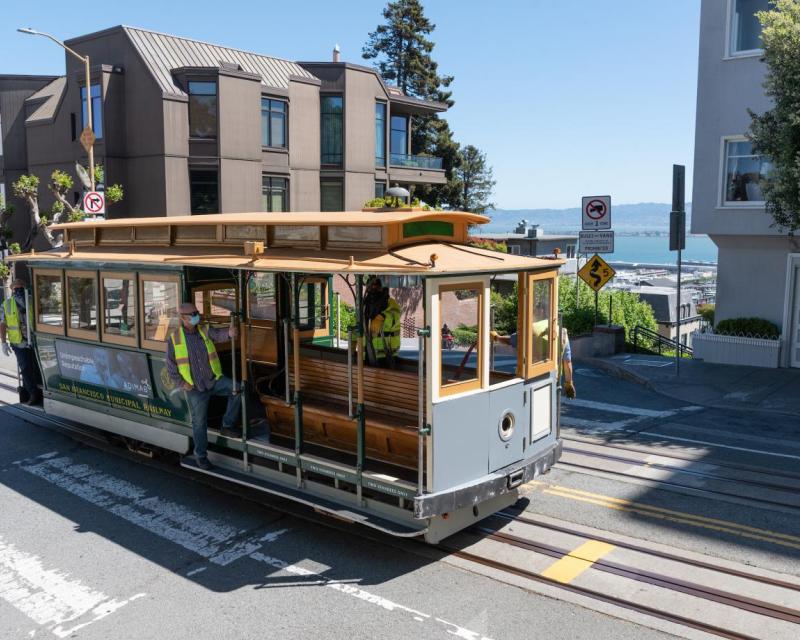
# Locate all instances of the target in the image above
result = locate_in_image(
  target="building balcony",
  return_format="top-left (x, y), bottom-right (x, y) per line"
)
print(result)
top-left (390, 153), bottom-right (443, 170)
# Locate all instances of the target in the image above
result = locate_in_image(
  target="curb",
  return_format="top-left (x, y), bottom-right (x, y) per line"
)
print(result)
top-left (580, 356), bottom-right (800, 418)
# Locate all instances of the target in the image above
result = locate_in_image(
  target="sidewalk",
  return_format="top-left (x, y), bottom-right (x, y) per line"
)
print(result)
top-left (584, 353), bottom-right (800, 416)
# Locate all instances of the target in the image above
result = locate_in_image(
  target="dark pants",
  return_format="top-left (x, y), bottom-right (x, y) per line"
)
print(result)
top-left (12, 346), bottom-right (38, 401)
top-left (186, 375), bottom-right (241, 459)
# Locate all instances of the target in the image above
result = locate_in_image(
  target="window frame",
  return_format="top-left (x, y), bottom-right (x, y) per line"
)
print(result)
top-left (437, 280), bottom-right (485, 398)
top-left (100, 271), bottom-right (138, 347)
top-left (320, 94), bottom-right (344, 167)
top-left (187, 79), bottom-right (218, 140)
top-left (375, 101), bottom-right (387, 167)
top-left (139, 274), bottom-right (182, 352)
top-left (261, 96), bottom-right (288, 149)
top-left (80, 83), bottom-right (103, 140)
top-left (320, 178), bottom-right (344, 212)
top-left (521, 270), bottom-right (558, 380)
top-left (296, 277), bottom-right (330, 339)
top-left (717, 135), bottom-right (767, 208)
top-left (189, 166), bottom-right (220, 214)
top-left (725, 0), bottom-right (767, 59)
top-left (33, 268), bottom-right (66, 336)
top-left (261, 174), bottom-right (289, 212)
top-left (390, 114), bottom-right (409, 158)
top-left (65, 270), bottom-right (99, 341)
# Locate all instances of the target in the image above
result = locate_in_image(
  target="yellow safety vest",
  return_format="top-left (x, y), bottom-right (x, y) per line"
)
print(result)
top-left (170, 325), bottom-right (222, 386)
top-left (372, 298), bottom-right (402, 358)
top-left (3, 298), bottom-right (24, 346)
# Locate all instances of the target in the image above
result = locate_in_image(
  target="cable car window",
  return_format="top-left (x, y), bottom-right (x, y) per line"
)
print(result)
top-left (297, 279), bottom-right (328, 333)
top-left (67, 272), bottom-right (98, 338)
top-left (102, 274), bottom-right (136, 343)
top-left (141, 277), bottom-right (180, 350)
top-left (35, 271), bottom-right (64, 333)
top-left (439, 283), bottom-right (483, 396)
top-left (489, 279), bottom-right (519, 384)
top-left (248, 273), bottom-right (277, 321)
top-left (524, 271), bottom-right (557, 379)
top-left (193, 285), bottom-right (236, 322)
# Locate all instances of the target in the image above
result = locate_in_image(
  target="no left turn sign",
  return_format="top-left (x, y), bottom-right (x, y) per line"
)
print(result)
top-left (582, 195), bottom-right (611, 230)
top-left (83, 191), bottom-right (106, 215)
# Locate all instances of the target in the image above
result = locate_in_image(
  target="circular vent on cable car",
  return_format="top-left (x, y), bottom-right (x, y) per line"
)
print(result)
top-left (498, 411), bottom-right (515, 441)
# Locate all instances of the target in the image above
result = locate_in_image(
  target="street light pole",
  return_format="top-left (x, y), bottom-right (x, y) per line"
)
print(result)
top-left (17, 28), bottom-right (95, 191)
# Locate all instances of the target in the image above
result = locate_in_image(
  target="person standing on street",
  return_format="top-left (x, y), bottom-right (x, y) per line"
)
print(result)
top-left (0, 279), bottom-right (41, 405)
top-left (166, 302), bottom-right (240, 470)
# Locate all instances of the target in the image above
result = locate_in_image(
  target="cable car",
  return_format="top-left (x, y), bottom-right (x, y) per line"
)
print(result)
top-left (10, 208), bottom-right (564, 543)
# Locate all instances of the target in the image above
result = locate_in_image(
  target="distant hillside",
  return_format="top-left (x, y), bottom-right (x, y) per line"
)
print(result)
top-left (483, 202), bottom-right (693, 234)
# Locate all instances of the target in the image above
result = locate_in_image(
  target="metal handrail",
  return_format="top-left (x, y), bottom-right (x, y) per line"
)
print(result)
top-left (632, 325), bottom-right (693, 357)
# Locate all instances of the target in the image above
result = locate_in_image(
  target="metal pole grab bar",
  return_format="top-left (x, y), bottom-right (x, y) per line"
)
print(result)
top-left (347, 328), bottom-right (354, 419)
top-left (417, 326), bottom-right (430, 496)
top-left (283, 318), bottom-right (291, 404)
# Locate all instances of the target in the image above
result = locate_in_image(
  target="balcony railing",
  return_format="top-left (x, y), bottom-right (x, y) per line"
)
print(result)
top-left (390, 153), bottom-right (443, 170)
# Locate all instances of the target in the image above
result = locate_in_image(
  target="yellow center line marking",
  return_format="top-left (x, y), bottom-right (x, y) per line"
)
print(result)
top-left (540, 540), bottom-right (615, 584)
top-left (540, 483), bottom-right (800, 543)
top-left (539, 488), bottom-right (800, 550)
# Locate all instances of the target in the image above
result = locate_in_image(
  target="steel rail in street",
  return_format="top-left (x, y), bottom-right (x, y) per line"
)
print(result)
top-left (492, 510), bottom-right (800, 592)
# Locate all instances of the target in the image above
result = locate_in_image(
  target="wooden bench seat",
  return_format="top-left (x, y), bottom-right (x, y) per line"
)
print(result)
top-left (260, 355), bottom-right (423, 469)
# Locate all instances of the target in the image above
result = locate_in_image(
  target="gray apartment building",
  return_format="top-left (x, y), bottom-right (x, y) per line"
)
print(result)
top-left (692, 0), bottom-right (800, 367)
top-left (0, 26), bottom-right (447, 245)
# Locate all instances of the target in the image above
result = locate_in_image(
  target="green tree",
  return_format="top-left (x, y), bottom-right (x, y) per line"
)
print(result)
top-left (452, 145), bottom-right (496, 214)
top-left (363, 0), bottom-right (462, 207)
top-left (11, 165), bottom-right (123, 250)
top-left (748, 0), bottom-right (800, 232)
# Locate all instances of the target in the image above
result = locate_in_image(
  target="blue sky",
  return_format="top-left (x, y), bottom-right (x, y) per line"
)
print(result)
top-left (2, 0), bottom-right (700, 209)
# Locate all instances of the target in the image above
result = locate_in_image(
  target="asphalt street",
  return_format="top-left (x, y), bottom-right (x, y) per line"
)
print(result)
top-left (0, 387), bottom-right (675, 640)
top-left (538, 365), bottom-right (800, 577)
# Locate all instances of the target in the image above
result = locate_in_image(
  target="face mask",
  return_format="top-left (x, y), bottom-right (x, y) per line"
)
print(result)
top-left (13, 288), bottom-right (24, 297)
top-left (189, 313), bottom-right (201, 326)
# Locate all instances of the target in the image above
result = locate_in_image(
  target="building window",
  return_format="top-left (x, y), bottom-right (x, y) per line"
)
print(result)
top-left (375, 102), bottom-right (386, 166)
top-left (722, 139), bottom-right (769, 205)
top-left (374, 181), bottom-right (386, 199)
top-left (262, 175), bottom-right (288, 212)
top-left (189, 168), bottom-right (219, 214)
top-left (321, 95), bottom-right (343, 166)
top-left (390, 115), bottom-right (408, 159)
top-left (730, 0), bottom-right (769, 55)
top-left (261, 98), bottom-right (287, 148)
top-left (320, 179), bottom-right (343, 212)
top-left (188, 81), bottom-right (217, 139)
top-left (80, 84), bottom-right (103, 139)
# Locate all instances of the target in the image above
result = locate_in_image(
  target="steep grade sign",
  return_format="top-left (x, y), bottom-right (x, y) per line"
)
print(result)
top-left (578, 253), bottom-right (616, 292)
top-left (582, 195), bottom-right (611, 230)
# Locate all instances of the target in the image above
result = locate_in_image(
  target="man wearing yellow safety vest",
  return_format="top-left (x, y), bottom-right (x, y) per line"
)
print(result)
top-left (166, 302), bottom-right (240, 470)
top-left (0, 279), bottom-right (41, 405)
top-left (363, 278), bottom-right (401, 367)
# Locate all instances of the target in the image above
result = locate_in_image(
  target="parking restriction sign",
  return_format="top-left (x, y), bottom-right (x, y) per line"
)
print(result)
top-left (582, 195), bottom-right (611, 230)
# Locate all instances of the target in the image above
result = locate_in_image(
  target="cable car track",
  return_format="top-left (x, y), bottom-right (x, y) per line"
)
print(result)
top-left (444, 525), bottom-right (800, 640)
top-left (556, 445), bottom-right (800, 512)
top-left (5, 388), bottom-right (799, 639)
top-left (561, 435), bottom-right (800, 483)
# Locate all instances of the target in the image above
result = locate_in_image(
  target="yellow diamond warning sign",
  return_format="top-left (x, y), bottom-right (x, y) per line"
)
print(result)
top-left (579, 253), bottom-right (616, 292)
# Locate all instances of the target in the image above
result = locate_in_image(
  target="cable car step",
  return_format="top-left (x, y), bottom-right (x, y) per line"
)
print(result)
top-left (180, 455), bottom-right (427, 539)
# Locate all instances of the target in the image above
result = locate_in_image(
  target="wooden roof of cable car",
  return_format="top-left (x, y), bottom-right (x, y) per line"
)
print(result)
top-left (17, 209), bottom-right (565, 274)
top-left (50, 209), bottom-right (490, 229)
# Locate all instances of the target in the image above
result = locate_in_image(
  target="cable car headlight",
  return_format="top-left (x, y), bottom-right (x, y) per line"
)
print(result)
top-left (498, 410), bottom-right (515, 441)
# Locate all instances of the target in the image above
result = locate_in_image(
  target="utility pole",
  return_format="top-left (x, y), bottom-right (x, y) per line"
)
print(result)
top-left (18, 28), bottom-right (95, 190)
top-left (670, 165), bottom-right (686, 377)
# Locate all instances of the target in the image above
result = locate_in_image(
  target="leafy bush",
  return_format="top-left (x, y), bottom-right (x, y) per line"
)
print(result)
top-left (453, 324), bottom-right (478, 346)
top-left (363, 196), bottom-right (421, 209)
top-left (469, 238), bottom-right (508, 253)
top-left (715, 317), bottom-right (779, 339)
top-left (697, 303), bottom-right (715, 325)
top-left (333, 300), bottom-right (358, 334)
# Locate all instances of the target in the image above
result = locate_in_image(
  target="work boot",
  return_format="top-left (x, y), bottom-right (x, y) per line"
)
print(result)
top-left (195, 456), bottom-right (213, 471)
top-left (219, 426), bottom-right (242, 439)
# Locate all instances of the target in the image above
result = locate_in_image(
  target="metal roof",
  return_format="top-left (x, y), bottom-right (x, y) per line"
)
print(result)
top-left (122, 26), bottom-right (316, 95)
top-left (24, 76), bottom-right (66, 124)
